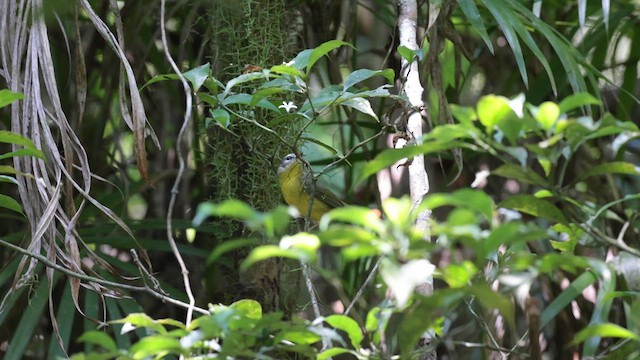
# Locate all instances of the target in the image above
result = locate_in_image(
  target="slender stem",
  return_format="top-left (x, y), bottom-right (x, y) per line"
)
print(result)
top-left (160, 0), bottom-right (197, 327)
top-left (0, 238), bottom-right (208, 314)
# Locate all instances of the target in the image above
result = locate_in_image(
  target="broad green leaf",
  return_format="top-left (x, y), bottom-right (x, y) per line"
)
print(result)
top-left (320, 206), bottom-right (385, 234)
top-left (341, 97), bottom-right (378, 120)
top-left (534, 101), bottom-right (560, 130)
top-left (0, 130), bottom-right (39, 150)
top-left (458, 0), bottom-right (494, 53)
top-left (183, 63), bottom-right (210, 92)
top-left (115, 313), bottom-right (167, 334)
top-left (231, 299), bottom-right (262, 320)
top-left (279, 232), bottom-right (320, 253)
top-left (476, 95), bottom-right (513, 130)
top-left (242, 245), bottom-right (315, 269)
top-left (558, 93), bottom-right (601, 114)
top-left (250, 87), bottom-right (285, 106)
top-left (471, 285), bottom-right (515, 328)
top-left (222, 93), bottom-right (280, 112)
top-left (0, 89), bottom-right (24, 108)
top-left (193, 200), bottom-right (257, 226)
top-left (574, 323), bottom-right (639, 344)
top-left (280, 330), bottom-right (321, 345)
top-left (223, 71), bottom-right (268, 94)
top-left (4, 274), bottom-right (59, 360)
top-left (209, 108), bottom-right (230, 128)
top-left (541, 271), bottom-right (596, 328)
top-left (583, 260), bottom-right (617, 356)
top-left (500, 194), bottom-right (568, 224)
top-left (129, 336), bottom-right (181, 359)
top-left (206, 238), bottom-right (261, 265)
top-left (397, 45), bottom-right (423, 62)
top-left (307, 40), bottom-right (353, 72)
top-left (482, 0), bottom-right (528, 86)
top-left (492, 163), bottom-right (548, 187)
top-left (77, 331), bottom-right (118, 352)
top-left (318, 348), bottom-right (357, 360)
top-left (269, 64), bottom-right (303, 77)
top-left (317, 226), bottom-right (376, 247)
top-left (325, 315), bottom-right (363, 348)
top-left (0, 148), bottom-right (45, 161)
top-left (577, 161), bottom-right (640, 181)
top-left (0, 194), bottom-right (23, 214)
top-left (343, 68), bottom-right (394, 91)
top-left (443, 261), bottom-right (477, 288)
top-left (356, 140), bottom-right (469, 185)
top-left (422, 189), bottom-right (494, 221)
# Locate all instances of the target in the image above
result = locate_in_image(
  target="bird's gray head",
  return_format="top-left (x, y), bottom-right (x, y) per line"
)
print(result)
top-left (278, 153), bottom-right (297, 174)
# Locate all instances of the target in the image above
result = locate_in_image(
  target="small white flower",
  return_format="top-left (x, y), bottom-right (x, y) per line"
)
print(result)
top-left (279, 101), bottom-right (298, 113)
top-left (120, 322), bottom-right (136, 335)
top-left (180, 330), bottom-right (203, 348)
top-left (282, 59), bottom-right (295, 66)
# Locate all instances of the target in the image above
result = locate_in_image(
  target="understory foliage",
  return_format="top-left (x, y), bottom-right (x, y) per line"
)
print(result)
top-left (1, 0), bottom-right (640, 359)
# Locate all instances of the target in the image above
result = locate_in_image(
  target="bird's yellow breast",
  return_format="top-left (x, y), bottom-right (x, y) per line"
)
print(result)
top-left (278, 161), bottom-right (332, 222)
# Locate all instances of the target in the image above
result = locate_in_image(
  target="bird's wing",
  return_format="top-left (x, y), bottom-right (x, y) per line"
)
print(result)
top-left (302, 171), bottom-right (346, 209)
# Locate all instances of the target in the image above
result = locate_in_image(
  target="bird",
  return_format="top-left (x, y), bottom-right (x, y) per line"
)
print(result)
top-left (277, 153), bottom-right (345, 222)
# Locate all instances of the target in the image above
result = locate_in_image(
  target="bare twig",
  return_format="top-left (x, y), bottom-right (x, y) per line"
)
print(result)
top-left (0, 238), bottom-right (208, 314)
top-left (160, 0), bottom-right (197, 327)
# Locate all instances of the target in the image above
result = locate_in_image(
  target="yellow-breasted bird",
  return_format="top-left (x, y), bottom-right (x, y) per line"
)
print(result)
top-left (277, 153), bottom-right (345, 222)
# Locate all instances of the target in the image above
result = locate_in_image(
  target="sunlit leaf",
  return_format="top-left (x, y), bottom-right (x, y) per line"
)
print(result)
top-left (499, 194), bottom-right (568, 224)
top-left (307, 40), bottom-right (353, 72)
top-left (325, 315), bottom-right (363, 348)
top-left (0, 89), bottom-right (24, 108)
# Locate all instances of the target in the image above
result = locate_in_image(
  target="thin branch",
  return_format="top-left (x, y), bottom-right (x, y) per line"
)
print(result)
top-left (0, 238), bottom-right (208, 314)
top-left (344, 257), bottom-right (382, 316)
top-left (160, 0), bottom-right (197, 326)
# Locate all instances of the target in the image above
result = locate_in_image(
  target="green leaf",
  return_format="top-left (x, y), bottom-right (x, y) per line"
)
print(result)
top-left (209, 108), bottom-right (230, 128)
top-left (0, 148), bottom-right (45, 161)
top-left (242, 245), bottom-right (315, 269)
top-left (534, 101), bottom-right (560, 130)
top-left (115, 313), bottom-right (167, 334)
top-left (541, 271), bottom-right (597, 328)
top-left (269, 64), bottom-right (304, 77)
top-left (574, 323), bottom-right (639, 344)
top-left (470, 285), bottom-right (515, 328)
top-left (482, 0), bottom-right (528, 87)
top-left (183, 63), bottom-right (210, 92)
top-left (577, 161), bottom-right (640, 181)
top-left (476, 95), bottom-right (513, 131)
top-left (0, 194), bottom-right (23, 214)
top-left (356, 140), bottom-right (469, 185)
top-left (0, 130), bottom-right (39, 150)
top-left (492, 163), bottom-right (548, 187)
top-left (458, 0), bottom-right (494, 53)
top-left (340, 97), bottom-right (378, 120)
top-left (193, 200), bottom-right (258, 226)
top-left (442, 261), bottom-right (477, 288)
top-left (343, 69), bottom-right (394, 91)
top-left (320, 206), bottom-right (385, 234)
top-left (223, 71), bottom-right (268, 95)
top-left (558, 92), bottom-right (601, 114)
top-left (397, 45), bottom-right (423, 62)
top-left (307, 40), bottom-right (353, 72)
top-left (318, 348), bottom-right (356, 360)
top-left (206, 238), bottom-right (261, 265)
top-left (325, 315), bottom-right (363, 348)
top-left (230, 299), bottom-right (262, 320)
top-left (422, 189), bottom-right (494, 221)
top-left (77, 331), bottom-right (118, 352)
top-left (0, 89), bottom-right (24, 108)
top-left (222, 93), bottom-right (280, 112)
top-left (129, 336), bottom-right (181, 359)
top-left (499, 194), bottom-right (568, 224)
